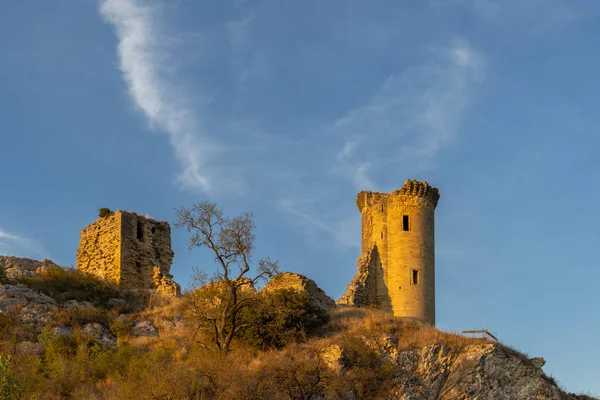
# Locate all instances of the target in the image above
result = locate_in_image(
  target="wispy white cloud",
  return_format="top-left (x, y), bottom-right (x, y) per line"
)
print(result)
top-left (431, 0), bottom-right (597, 31)
top-left (227, 14), bottom-right (256, 49)
top-left (100, 0), bottom-right (223, 192)
top-left (333, 137), bottom-right (377, 191)
top-left (279, 38), bottom-right (484, 247)
top-left (0, 228), bottom-right (48, 259)
top-left (277, 198), bottom-right (360, 249)
top-left (333, 37), bottom-right (484, 175)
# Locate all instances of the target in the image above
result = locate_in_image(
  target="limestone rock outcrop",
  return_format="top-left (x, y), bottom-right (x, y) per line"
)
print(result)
top-left (81, 323), bottom-right (117, 348)
top-left (0, 256), bottom-right (59, 279)
top-left (389, 343), bottom-right (571, 399)
top-left (318, 339), bottom-right (579, 399)
top-left (263, 272), bottom-right (334, 312)
top-left (0, 284), bottom-right (58, 330)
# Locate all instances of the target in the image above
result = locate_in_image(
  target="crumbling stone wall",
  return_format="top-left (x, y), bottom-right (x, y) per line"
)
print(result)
top-left (76, 211), bottom-right (180, 296)
top-left (339, 179), bottom-right (440, 325)
top-left (337, 245), bottom-right (387, 308)
top-left (76, 212), bottom-right (122, 283)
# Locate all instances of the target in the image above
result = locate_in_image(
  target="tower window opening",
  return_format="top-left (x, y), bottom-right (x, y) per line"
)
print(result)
top-left (412, 269), bottom-right (419, 285)
top-left (151, 226), bottom-right (156, 234)
top-left (136, 220), bottom-right (144, 241)
top-left (403, 215), bottom-right (409, 231)
top-left (381, 232), bottom-right (383, 239)
top-left (381, 204), bottom-right (384, 212)
top-left (136, 261), bottom-right (142, 273)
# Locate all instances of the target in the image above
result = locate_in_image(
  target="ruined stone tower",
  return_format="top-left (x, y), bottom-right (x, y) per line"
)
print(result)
top-left (76, 210), bottom-right (180, 296)
top-left (339, 179), bottom-right (440, 325)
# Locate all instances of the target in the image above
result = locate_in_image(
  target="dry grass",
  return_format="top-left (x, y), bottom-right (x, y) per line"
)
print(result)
top-left (324, 307), bottom-right (491, 352)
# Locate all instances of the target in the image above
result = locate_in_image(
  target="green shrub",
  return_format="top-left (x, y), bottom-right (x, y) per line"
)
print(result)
top-left (0, 313), bottom-right (19, 340)
top-left (21, 266), bottom-right (121, 307)
top-left (0, 265), bottom-right (6, 284)
top-left (38, 326), bottom-right (79, 367)
top-left (0, 355), bottom-right (20, 400)
top-left (239, 289), bottom-right (329, 350)
top-left (91, 343), bottom-right (135, 379)
top-left (109, 318), bottom-right (134, 340)
top-left (98, 208), bottom-right (113, 218)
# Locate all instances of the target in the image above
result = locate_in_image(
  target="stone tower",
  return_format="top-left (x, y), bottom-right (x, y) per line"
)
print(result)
top-left (76, 210), bottom-right (180, 296)
top-left (339, 179), bottom-right (440, 325)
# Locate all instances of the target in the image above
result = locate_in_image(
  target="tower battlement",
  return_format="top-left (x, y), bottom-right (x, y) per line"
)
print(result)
top-left (357, 179), bottom-right (440, 211)
top-left (395, 179), bottom-right (440, 207)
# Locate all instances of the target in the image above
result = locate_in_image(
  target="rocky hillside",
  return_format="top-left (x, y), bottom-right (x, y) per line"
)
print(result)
top-left (0, 256), bottom-right (595, 399)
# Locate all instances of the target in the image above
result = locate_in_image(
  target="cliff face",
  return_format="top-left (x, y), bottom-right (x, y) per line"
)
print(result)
top-left (323, 338), bottom-right (571, 399)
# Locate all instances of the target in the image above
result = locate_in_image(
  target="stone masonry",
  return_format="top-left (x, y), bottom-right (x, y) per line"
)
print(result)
top-left (339, 179), bottom-right (440, 325)
top-left (76, 210), bottom-right (180, 296)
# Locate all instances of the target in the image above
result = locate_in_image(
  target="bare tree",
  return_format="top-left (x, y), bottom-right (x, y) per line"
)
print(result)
top-left (175, 201), bottom-right (279, 354)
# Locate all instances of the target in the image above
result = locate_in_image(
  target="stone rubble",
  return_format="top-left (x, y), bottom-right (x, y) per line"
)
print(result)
top-left (82, 322), bottom-right (117, 348)
top-left (131, 320), bottom-right (159, 338)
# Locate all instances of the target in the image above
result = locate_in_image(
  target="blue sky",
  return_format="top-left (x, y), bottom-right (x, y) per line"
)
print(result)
top-left (1, 0), bottom-right (599, 394)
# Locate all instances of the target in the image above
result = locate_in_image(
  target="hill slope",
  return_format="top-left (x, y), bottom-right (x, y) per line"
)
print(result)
top-left (0, 256), bottom-right (595, 399)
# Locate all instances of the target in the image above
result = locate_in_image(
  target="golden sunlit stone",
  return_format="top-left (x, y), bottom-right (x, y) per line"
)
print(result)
top-left (339, 179), bottom-right (439, 325)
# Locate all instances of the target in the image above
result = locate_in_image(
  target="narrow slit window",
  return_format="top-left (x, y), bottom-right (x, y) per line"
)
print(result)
top-left (137, 220), bottom-right (144, 241)
top-left (412, 269), bottom-right (419, 285)
top-left (381, 204), bottom-right (384, 212)
top-left (403, 215), bottom-right (409, 231)
top-left (381, 232), bottom-right (383, 239)
top-left (136, 261), bottom-right (142, 273)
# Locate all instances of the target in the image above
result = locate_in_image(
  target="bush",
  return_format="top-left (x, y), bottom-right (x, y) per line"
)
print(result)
top-left (91, 344), bottom-right (136, 379)
top-left (98, 208), bottom-right (112, 218)
top-left (0, 356), bottom-right (20, 400)
top-left (38, 327), bottom-right (79, 361)
top-left (0, 313), bottom-right (19, 340)
top-left (109, 318), bottom-right (134, 341)
top-left (239, 289), bottom-right (329, 350)
top-left (21, 266), bottom-right (121, 307)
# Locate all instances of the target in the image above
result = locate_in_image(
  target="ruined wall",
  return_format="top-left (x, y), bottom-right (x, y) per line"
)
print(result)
top-left (76, 212), bottom-right (123, 285)
top-left (342, 179), bottom-right (439, 325)
top-left (76, 211), bottom-right (180, 296)
top-left (119, 212), bottom-right (174, 290)
top-left (337, 245), bottom-right (387, 308)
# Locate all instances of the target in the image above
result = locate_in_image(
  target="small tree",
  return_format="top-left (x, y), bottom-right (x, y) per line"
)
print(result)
top-left (175, 202), bottom-right (279, 354)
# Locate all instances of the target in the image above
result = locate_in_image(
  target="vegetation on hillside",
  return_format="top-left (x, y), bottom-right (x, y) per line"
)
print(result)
top-left (0, 305), bottom-right (477, 399)
top-left (21, 266), bottom-right (121, 307)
